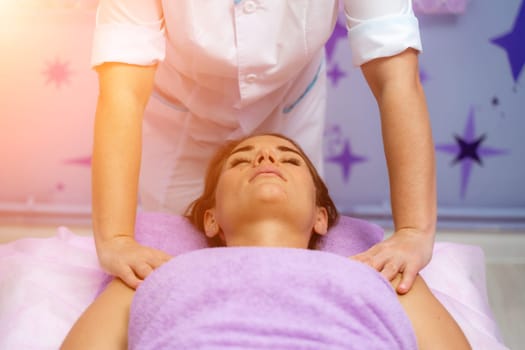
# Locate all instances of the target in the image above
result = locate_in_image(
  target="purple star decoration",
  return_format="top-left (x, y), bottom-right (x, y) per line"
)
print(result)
top-left (63, 156), bottom-right (92, 167)
top-left (325, 18), bottom-right (347, 64)
top-left (43, 57), bottom-right (72, 88)
top-left (419, 67), bottom-right (430, 85)
top-left (56, 182), bottom-right (65, 191)
top-left (325, 17), bottom-right (349, 88)
top-left (435, 107), bottom-right (508, 199)
top-left (325, 138), bottom-right (367, 183)
top-left (327, 63), bottom-right (347, 86)
top-left (491, 0), bottom-right (525, 83)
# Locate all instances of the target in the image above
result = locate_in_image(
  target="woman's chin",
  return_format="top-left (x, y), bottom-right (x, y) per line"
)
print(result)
top-left (252, 182), bottom-right (288, 203)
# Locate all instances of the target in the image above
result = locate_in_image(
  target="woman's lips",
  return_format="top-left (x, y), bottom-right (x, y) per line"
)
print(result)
top-left (249, 166), bottom-right (285, 182)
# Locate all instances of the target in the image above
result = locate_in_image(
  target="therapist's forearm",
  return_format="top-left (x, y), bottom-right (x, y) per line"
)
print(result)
top-left (91, 95), bottom-right (143, 244)
top-left (91, 63), bottom-right (156, 246)
top-left (362, 49), bottom-right (436, 235)
top-left (379, 80), bottom-right (436, 235)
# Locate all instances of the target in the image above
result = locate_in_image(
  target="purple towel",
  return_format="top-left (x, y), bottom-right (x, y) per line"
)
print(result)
top-left (98, 212), bottom-right (384, 294)
top-left (133, 211), bottom-right (384, 257)
top-left (129, 248), bottom-right (417, 349)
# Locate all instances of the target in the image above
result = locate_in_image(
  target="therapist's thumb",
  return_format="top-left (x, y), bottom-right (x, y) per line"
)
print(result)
top-left (397, 267), bottom-right (418, 294)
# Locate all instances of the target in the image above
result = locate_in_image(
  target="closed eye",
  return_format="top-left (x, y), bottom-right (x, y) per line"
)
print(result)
top-left (282, 158), bottom-right (301, 166)
top-left (229, 157), bottom-right (251, 168)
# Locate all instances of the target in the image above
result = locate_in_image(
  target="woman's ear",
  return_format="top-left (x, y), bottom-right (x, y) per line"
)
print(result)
top-left (313, 207), bottom-right (328, 235)
top-left (204, 209), bottom-right (220, 238)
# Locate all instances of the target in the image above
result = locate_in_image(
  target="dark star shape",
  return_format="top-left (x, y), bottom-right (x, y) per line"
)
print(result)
top-left (327, 63), bottom-right (347, 87)
top-left (325, 18), bottom-right (347, 63)
top-left (435, 107), bottom-right (509, 199)
top-left (325, 139), bottom-right (367, 183)
top-left (452, 134), bottom-right (486, 165)
top-left (491, 0), bottom-right (525, 82)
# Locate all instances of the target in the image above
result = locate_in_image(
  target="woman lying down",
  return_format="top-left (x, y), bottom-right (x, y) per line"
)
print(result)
top-left (61, 134), bottom-right (470, 349)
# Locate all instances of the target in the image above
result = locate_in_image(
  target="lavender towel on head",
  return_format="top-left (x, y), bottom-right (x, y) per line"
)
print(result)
top-left (129, 248), bottom-right (417, 349)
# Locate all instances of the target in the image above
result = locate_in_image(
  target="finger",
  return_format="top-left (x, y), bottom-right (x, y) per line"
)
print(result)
top-left (350, 252), bottom-right (368, 263)
top-left (397, 267), bottom-right (418, 295)
top-left (120, 265), bottom-right (142, 290)
top-left (380, 261), bottom-right (402, 281)
top-left (156, 248), bottom-right (172, 259)
top-left (351, 250), bottom-right (370, 260)
top-left (371, 258), bottom-right (386, 271)
top-left (351, 246), bottom-right (379, 263)
top-left (134, 262), bottom-right (154, 280)
top-left (357, 255), bottom-right (387, 273)
top-left (351, 253), bottom-right (376, 268)
top-left (352, 241), bottom-right (386, 260)
top-left (147, 250), bottom-right (172, 268)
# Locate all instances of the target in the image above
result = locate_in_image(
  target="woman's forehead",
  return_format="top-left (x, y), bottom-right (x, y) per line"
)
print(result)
top-left (234, 135), bottom-right (298, 152)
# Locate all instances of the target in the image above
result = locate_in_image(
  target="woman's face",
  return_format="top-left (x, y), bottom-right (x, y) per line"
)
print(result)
top-left (205, 135), bottom-right (327, 242)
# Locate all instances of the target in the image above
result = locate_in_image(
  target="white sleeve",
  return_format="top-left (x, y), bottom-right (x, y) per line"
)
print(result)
top-left (342, 0), bottom-right (422, 66)
top-left (91, 0), bottom-right (166, 68)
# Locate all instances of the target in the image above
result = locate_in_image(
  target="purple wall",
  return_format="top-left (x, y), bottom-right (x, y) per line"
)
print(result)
top-left (0, 0), bottom-right (523, 229)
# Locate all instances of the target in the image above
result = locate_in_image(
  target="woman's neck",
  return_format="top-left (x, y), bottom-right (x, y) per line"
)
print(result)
top-left (224, 219), bottom-right (311, 249)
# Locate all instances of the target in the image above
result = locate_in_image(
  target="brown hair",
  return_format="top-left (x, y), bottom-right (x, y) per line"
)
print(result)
top-left (185, 133), bottom-right (339, 248)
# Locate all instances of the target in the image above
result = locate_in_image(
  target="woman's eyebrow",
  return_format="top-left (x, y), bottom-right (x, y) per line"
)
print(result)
top-left (230, 145), bottom-right (254, 156)
top-left (277, 145), bottom-right (302, 157)
top-left (229, 144), bottom-right (302, 157)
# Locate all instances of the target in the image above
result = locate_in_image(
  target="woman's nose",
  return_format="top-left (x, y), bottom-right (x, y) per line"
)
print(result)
top-left (255, 148), bottom-right (276, 165)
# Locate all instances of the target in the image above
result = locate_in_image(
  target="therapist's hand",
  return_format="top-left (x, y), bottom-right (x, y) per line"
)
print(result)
top-left (352, 228), bottom-right (434, 294)
top-left (96, 236), bottom-right (172, 289)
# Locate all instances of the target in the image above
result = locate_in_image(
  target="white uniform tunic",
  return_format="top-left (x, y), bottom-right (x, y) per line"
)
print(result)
top-left (91, 0), bottom-right (422, 213)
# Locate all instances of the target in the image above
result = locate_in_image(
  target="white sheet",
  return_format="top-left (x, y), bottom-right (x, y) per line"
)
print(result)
top-left (0, 227), bottom-right (508, 349)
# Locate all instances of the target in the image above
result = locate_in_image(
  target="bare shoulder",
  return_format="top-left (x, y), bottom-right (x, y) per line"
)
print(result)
top-left (391, 274), bottom-right (472, 350)
top-left (60, 279), bottom-right (134, 350)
